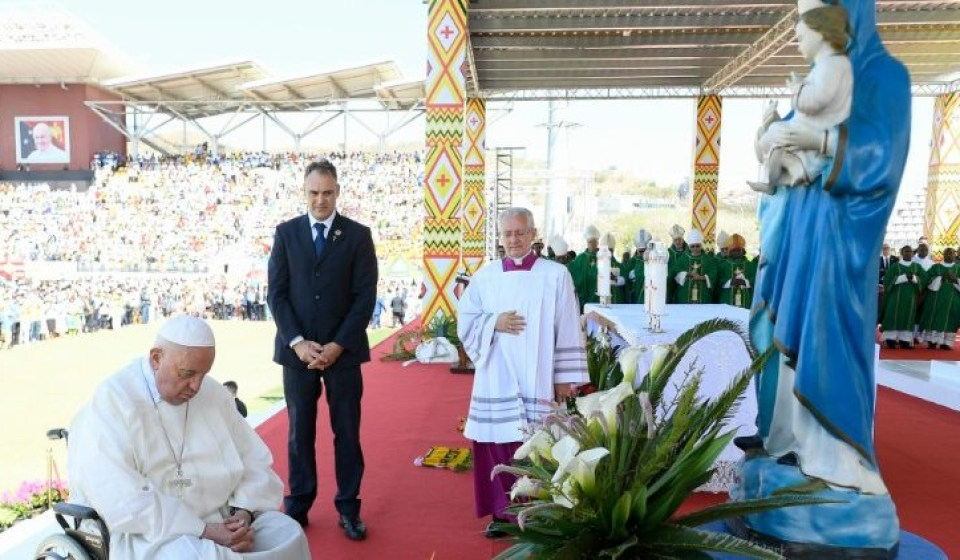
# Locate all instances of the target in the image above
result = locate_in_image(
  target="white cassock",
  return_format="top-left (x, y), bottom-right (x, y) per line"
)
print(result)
top-left (68, 357), bottom-right (311, 559)
top-left (458, 257), bottom-right (588, 443)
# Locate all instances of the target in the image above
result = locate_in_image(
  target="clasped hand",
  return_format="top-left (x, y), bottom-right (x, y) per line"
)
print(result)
top-left (203, 512), bottom-right (254, 552)
top-left (294, 340), bottom-right (344, 371)
top-left (495, 311), bottom-right (526, 336)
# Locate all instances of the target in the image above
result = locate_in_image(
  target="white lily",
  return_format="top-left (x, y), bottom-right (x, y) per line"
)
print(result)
top-left (618, 345), bottom-right (648, 385)
top-left (553, 477), bottom-right (577, 508)
top-left (566, 447), bottom-right (611, 497)
top-left (510, 475), bottom-right (546, 501)
top-left (577, 381), bottom-right (635, 435)
top-left (513, 429), bottom-right (555, 463)
top-left (550, 435), bottom-right (581, 483)
top-left (648, 343), bottom-right (671, 381)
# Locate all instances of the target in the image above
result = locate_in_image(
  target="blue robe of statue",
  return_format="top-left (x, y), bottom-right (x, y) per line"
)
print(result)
top-left (751, 0), bottom-right (911, 467)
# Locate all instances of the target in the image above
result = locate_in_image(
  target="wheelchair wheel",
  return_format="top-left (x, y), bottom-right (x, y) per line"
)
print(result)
top-left (35, 533), bottom-right (93, 560)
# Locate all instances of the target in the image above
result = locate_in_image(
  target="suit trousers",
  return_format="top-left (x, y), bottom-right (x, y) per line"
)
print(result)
top-left (283, 363), bottom-right (364, 518)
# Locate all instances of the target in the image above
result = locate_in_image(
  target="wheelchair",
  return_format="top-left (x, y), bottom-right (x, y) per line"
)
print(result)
top-left (34, 429), bottom-right (111, 560)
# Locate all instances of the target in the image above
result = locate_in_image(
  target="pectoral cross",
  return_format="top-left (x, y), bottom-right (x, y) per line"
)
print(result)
top-left (169, 469), bottom-right (193, 498)
top-left (690, 262), bottom-right (701, 301)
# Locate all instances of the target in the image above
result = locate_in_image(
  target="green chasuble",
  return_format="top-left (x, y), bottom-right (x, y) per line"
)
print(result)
top-left (881, 261), bottom-right (924, 332)
top-left (628, 255), bottom-right (646, 304)
top-left (567, 250), bottom-right (598, 311)
top-left (718, 257), bottom-right (758, 309)
top-left (670, 252), bottom-right (718, 304)
top-left (611, 256), bottom-right (627, 304)
top-left (918, 263), bottom-right (960, 336)
top-left (666, 246), bottom-right (687, 303)
top-left (712, 254), bottom-right (728, 301)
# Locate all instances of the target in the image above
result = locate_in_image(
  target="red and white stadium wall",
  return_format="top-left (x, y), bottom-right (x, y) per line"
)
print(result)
top-left (0, 84), bottom-right (126, 171)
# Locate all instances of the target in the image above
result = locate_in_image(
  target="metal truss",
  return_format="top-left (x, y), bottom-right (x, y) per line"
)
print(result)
top-left (482, 80), bottom-right (960, 101)
top-left (702, 8), bottom-right (797, 92)
top-left (85, 99), bottom-right (424, 157)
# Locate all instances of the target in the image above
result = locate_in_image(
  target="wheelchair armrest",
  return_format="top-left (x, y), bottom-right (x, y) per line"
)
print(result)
top-left (53, 502), bottom-right (100, 521)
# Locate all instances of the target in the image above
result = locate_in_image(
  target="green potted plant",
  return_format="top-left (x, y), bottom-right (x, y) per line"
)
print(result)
top-left (491, 319), bottom-right (838, 559)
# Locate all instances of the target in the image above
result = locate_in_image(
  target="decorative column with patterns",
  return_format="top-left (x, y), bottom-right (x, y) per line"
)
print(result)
top-left (925, 91), bottom-right (960, 256)
top-left (692, 95), bottom-right (722, 249)
top-left (423, 0), bottom-right (467, 324)
top-left (462, 98), bottom-right (487, 276)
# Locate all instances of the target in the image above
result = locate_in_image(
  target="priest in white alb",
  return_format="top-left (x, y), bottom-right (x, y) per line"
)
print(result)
top-left (67, 315), bottom-right (310, 559)
top-left (458, 207), bottom-right (588, 538)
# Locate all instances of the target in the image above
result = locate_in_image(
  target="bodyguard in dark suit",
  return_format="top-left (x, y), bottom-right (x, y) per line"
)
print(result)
top-left (268, 159), bottom-right (377, 541)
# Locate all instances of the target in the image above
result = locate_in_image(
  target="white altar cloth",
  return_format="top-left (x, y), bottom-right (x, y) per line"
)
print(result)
top-left (584, 304), bottom-right (758, 493)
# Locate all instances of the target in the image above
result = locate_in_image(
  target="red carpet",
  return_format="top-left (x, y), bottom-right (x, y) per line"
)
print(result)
top-left (256, 323), bottom-right (511, 559)
top-left (257, 330), bottom-right (960, 559)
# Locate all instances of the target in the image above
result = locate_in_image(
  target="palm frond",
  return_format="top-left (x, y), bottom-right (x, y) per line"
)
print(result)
top-left (641, 318), bottom-right (755, 405)
top-left (494, 542), bottom-right (544, 560)
top-left (640, 525), bottom-right (785, 559)
top-left (672, 494), bottom-right (845, 527)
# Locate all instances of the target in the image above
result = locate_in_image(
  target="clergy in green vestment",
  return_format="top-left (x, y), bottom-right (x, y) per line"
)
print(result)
top-left (627, 228), bottom-right (652, 303)
top-left (881, 245), bottom-right (925, 349)
top-left (666, 224), bottom-right (687, 303)
top-left (717, 234), bottom-right (757, 309)
top-left (567, 225), bottom-right (602, 311)
top-left (919, 247), bottom-right (960, 350)
top-left (670, 229), bottom-right (717, 304)
top-left (713, 230), bottom-right (731, 301)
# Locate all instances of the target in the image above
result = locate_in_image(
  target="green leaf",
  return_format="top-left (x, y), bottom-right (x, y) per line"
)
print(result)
top-left (599, 535), bottom-right (639, 558)
top-left (631, 485), bottom-right (647, 521)
top-left (771, 479), bottom-right (831, 496)
top-left (640, 525), bottom-right (785, 559)
top-left (609, 492), bottom-right (632, 539)
top-left (494, 542), bottom-right (545, 560)
top-left (672, 494), bottom-right (846, 528)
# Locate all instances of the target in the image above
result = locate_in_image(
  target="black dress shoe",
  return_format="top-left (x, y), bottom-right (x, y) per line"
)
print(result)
top-left (885, 340), bottom-right (897, 349)
top-left (899, 341), bottom-right (912, 349)
top-left (941, 344), bottom-right (951, 351)
top-left (928, 342), bottom-right (938, 350)
top-left (339, 514), bottom-right (367, 541)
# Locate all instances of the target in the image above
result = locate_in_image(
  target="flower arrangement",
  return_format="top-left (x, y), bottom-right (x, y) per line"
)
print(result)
top-left (0, 479), bottom-right (68, 531)
top-left (492, 319), bottom-right (836, 559)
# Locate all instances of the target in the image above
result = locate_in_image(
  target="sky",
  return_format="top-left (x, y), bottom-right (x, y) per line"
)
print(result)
top-left (11, 0), bottom-right (935, 194)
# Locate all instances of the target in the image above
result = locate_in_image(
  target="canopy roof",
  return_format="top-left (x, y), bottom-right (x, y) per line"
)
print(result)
top-left (468, 0), bottom-right (960, 99)
top-left (0, 2), bottom-right (133, 84)
top-left (239, 60), bottom-right (420, 111)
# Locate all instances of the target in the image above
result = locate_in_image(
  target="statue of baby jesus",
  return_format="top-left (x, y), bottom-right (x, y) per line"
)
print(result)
top-left (748, 0), bottom-right (853, 195)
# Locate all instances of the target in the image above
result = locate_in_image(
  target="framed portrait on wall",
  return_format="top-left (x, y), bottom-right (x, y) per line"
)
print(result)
top-left (16, 116), bottom-right (71, 164)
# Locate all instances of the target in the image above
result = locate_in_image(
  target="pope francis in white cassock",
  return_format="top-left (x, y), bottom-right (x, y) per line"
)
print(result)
top-left (67, 315), bottom-right (310, 559)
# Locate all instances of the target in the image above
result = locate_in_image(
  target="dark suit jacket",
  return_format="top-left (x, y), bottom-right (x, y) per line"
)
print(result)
top-left (879, 255), bottom-right (898, 281)
top-left (268, 212), bottom-right (378, 370)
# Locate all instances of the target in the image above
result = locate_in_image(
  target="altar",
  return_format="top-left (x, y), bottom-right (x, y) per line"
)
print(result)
top-left (583, 303), bottom-right (758, 493)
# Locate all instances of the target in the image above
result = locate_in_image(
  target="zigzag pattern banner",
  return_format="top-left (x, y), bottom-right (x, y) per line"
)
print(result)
top-left (926, 92), bottom-right (960, 256)
top-left (423, 0), bottom-right (467, 324)
top-left (692, 95), bottom-right (722, 248)
top-left (462, 98), bottom-right (486, 275)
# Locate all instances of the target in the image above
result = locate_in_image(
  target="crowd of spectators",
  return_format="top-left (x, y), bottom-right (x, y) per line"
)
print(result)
top-left (0, 150), bottom-right (425, 350)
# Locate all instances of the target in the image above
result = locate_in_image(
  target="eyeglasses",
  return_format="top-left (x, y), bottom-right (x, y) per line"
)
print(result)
top-left (501, 229), bottom-right (532, 239)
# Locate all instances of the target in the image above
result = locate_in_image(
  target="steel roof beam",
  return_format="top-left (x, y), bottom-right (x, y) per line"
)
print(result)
top-left (471, 32), bottom-right (761, 49)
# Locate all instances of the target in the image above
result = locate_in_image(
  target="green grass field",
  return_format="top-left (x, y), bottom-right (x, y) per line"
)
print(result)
top-left (0, 322), bottom-right (395, 496)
